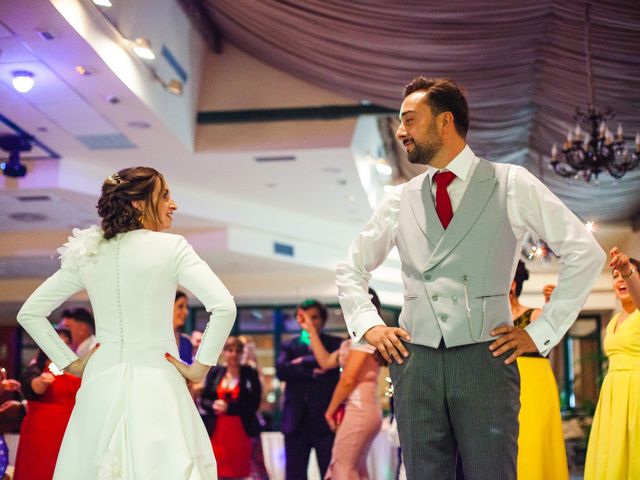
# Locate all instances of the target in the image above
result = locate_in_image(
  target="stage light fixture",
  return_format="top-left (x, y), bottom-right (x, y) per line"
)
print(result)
top-left (0, 134), bottom-right (33, 178)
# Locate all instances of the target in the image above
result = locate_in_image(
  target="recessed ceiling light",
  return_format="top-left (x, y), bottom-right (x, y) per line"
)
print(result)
top-left (92, 0), bottom-right (113, 6)
top-left (166, 79), bottom-right (183, 95)
top-left (131, 38), bottom-right (155, 60)
top-left (75, 65), bottom-right (91, 76)
top-left (11, 71), bottom-right (34, 93)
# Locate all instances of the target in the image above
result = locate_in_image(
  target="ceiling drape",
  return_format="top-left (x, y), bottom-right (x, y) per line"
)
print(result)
top-left (200, 0), bottom-right (640, 221)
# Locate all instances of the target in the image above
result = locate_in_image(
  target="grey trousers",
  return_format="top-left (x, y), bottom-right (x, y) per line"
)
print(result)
top-left (389, 341), bottom-right (520, 480)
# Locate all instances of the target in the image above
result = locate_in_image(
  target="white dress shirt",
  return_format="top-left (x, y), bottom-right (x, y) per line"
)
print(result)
top-left (336, 145), bottom-right (606, 355)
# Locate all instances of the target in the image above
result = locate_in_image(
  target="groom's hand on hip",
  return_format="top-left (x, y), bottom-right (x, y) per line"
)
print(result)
top-left (364, 326), bottom-right (411, 364)
top-left (489, 325), bottom-right (538, 365)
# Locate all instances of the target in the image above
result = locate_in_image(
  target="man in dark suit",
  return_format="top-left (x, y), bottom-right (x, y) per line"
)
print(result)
top-left (276, 299), bottom-right (342, 480)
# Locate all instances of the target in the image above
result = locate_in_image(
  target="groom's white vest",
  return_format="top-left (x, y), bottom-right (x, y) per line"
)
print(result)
top-left (395, 159), bottom-right (516, 348)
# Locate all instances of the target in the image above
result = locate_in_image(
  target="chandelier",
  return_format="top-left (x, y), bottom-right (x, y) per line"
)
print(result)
top-left (550, 2), bottom-right (639, 183)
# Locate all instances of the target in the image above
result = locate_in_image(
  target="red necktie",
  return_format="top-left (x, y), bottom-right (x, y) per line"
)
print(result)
top-left (434, 171), bottom-right (457, 229)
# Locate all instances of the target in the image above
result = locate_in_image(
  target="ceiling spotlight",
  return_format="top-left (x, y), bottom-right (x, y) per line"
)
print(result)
top-left (11, 71), bottom-right (35, 93)
top-left (75, 65), bottom-right (92, 76)
top-left (166, 79), bottom-right (183, 96)
top-left (92, 0), bottom-right (113, 6)
top-left (131, 38), bottom-right (155, 60)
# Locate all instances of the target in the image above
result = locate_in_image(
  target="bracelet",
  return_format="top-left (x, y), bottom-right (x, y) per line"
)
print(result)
top-left (621, 267), bottom-right (636, 280)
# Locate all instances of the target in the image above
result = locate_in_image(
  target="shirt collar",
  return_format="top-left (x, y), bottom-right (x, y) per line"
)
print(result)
top-left (427, 144), bottom-right (477, 184)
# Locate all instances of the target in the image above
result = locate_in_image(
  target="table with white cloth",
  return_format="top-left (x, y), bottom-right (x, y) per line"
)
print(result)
top-left (261, 417), bottom-right (398, 480)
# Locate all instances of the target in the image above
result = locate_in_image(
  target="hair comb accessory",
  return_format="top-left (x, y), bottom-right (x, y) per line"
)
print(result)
top-left (105, 173), bottom-right (123, 185)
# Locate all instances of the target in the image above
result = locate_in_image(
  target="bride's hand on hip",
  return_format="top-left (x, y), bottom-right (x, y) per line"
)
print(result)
top-left (65, 343), bottom-right (101, 377)
top-left (164, 354), bottom-right (210, 383)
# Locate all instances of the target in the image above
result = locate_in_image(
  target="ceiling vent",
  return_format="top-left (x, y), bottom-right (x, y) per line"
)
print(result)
top-left (9, 212), bottom-right (47, 222)
top-left (36, 30), bottom-right (56, 41)
top-left (254, 155), bottom-right (296, 162)
top-left (16, 195), bottom-right (51, 202)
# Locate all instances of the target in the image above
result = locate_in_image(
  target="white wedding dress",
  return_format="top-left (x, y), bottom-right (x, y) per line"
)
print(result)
top-left (17, 227), bottom-right (236, 479)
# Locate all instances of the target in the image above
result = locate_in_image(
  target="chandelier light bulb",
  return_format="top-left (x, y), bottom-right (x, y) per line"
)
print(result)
top-left (132, 38), bottom-right (155, 60)
top-left (599, 121), bottom-right (606, 136)
top-left (635, 132), bottom-right (640, 146)
top-left (551, 143), bottom-right (558, 159)
top-left (11, 70), bottom-right (35, 93)
top-left (575, 124), bottom-right (582, 138)
top-left (566, 131), bottom-right (573, 142)
top-left (617, 123), bottom-right (623, 140)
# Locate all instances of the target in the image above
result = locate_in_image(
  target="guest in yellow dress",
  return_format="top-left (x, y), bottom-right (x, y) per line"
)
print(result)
top-left (584, 248), bottom-right (640, 479)
top-left (511, 261), bottom-right (568, 480)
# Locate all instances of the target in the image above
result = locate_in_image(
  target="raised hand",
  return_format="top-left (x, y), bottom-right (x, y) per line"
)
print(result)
top-left (363, 325), bottom-right (411, 364)
top-left (609, 247), bottom-right (634, 277)
top-left (296, 309), bottom-right (317, 334)
top-left (164, 354), bottom-right (210, 384)
top-left (64, 343), bottom-right (100, 378)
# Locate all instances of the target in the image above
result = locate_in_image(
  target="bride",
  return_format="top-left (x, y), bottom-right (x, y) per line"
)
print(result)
top-left (17, 167), bottom-right (236, 479)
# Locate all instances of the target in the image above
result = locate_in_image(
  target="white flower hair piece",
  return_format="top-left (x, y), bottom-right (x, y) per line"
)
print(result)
top-left (57, 225), bottom-right (104, 270)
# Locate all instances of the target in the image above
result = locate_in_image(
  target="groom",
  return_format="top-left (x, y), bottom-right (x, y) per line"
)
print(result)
top-left (336, 77), bottom-right (605, 479)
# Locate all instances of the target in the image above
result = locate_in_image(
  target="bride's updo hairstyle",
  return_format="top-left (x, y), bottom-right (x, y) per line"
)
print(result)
top-left (97, 166), bottom-right (166, 240)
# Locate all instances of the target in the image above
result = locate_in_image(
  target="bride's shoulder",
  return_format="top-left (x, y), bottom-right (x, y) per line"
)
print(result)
top-left (57, 225), bottom-right (104, 270)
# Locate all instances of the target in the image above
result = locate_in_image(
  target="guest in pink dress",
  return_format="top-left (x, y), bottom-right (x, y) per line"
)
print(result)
top-left (299, 289), bottom-right (383, 479)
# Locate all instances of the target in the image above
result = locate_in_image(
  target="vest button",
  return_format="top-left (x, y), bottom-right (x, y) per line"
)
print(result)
top-left (432, 295), bottom-right (439, 302)
top-left (423, 273), bottom-right (432, 281)
top-left (451, 295), bottom-right (458, 304)
top-left (440, 314), bottom-right (448, 322)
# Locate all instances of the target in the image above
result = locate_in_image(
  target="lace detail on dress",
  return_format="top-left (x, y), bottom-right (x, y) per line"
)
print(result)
top-left (57, 225), bottom-right (103, 270)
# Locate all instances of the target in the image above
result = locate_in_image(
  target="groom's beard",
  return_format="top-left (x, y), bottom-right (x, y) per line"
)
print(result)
top-left (407, 121), bottom-right (443, 165)
top-left (407, 136), bottom-right (443, 165)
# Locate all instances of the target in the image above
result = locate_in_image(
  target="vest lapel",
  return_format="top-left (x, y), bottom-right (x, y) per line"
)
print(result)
top-left (408, 173), bottom-right (441, 248)
top-left (423, 159), bottom-right (497, 272)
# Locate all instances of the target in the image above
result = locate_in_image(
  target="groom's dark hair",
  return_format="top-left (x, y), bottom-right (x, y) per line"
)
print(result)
top-left (403, 77), bottom-right (470, 138)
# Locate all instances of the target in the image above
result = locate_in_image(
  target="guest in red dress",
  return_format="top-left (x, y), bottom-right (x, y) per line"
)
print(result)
top-left (201, 336), bottom-right (262, 479)
top-left (14, 328), bottom-right (81, 480)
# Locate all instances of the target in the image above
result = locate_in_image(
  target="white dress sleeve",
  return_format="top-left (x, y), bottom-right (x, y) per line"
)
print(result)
top-left (17, 268), bottom-right (83, 369)
top-left (173, 236), bottom-right (237, 365)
